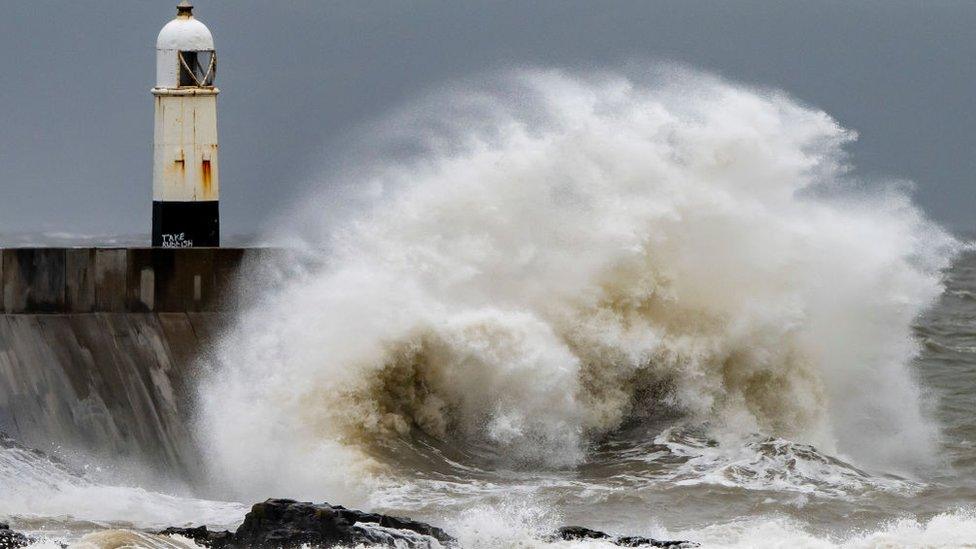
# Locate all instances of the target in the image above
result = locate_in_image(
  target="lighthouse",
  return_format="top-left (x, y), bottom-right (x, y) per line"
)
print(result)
top-left (152, 1), bottom-right (219, 248)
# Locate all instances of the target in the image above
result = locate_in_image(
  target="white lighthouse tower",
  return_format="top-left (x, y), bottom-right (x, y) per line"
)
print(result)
top-left (152, 1), bottom-right (219, 247)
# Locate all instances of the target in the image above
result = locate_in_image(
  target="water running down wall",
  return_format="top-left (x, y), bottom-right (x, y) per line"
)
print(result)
top-left (0, 248), bottom-right (279, 482)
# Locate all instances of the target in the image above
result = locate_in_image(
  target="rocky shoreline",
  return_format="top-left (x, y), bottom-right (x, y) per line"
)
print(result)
top-left (160, 499), bottom-right (697, 548)
top-left (1, 499), bottom-right (697, 548)
top-left (550, 526), bottom-right (695, 547)
top-left (0, 523), bottom-right (33, 549)
top-left (159, 498), bottom-right (455, 548)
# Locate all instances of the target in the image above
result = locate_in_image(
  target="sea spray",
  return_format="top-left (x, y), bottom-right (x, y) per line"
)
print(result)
top-left (196, 66), bottom-right (957, 504)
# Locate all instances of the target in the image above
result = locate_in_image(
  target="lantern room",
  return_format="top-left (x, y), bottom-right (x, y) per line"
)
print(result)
top-left (155, 1), bottom-right (216, 89)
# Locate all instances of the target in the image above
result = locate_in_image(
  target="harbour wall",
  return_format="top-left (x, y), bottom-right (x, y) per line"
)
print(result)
top-left (0, 247), bottom-right (275, 314)
top-left (0, 248), bottom-right (279, 483)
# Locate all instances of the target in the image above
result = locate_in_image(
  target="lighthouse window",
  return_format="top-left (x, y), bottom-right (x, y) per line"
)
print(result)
top-left (178, 50), bottom-right (216, 87)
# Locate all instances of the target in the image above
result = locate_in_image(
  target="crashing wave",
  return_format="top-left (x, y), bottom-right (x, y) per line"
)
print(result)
top-left (197, 65), bottom-right (956, 503)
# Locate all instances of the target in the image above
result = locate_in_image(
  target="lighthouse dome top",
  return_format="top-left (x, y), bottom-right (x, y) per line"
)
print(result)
top-left (156, 2), bottom-right (214, 51)
top-left (154, 1), bottom-right (217, 89)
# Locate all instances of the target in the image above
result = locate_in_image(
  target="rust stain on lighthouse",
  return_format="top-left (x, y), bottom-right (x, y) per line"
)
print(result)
top-left (201, 159), bottom-right (213, 197)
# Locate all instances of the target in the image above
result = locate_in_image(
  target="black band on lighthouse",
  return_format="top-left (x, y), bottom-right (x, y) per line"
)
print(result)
top-left (152, 201), bottom-right (220, 247)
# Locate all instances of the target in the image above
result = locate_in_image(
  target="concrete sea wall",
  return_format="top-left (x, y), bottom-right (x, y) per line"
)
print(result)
top-left (0, 248), bottom-right (266, 313)
top-left (0, 248), bottom-right (276, 479)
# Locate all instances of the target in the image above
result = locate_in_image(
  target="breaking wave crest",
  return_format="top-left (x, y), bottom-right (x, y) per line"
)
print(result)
top-left (650, 427), bottom-right (921, 498)
top-left (443, 506), bottom-right (976, 549)
top-left (197, 66), bottom-right (956, 503)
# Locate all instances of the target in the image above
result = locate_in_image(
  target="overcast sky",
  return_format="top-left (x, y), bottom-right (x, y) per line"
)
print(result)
top-left (1, 1), bottom-right (973, 240)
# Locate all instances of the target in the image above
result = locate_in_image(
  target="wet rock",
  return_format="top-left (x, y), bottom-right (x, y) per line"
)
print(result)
top-left (160, 498), bottom-right (455, 548)
top-left (234, 499), bottom-right (455, 548)
top-left (554, 525), bottom-right (698, 547)
top-left (0, 523), bottom-right (33, 549)
top-left (158, 525), bottom-right (234, 548)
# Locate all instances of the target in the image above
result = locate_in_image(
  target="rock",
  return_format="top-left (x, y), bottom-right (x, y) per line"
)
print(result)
top-left (158, 525), bottom-right (234, 548)
top-left (160, 499), bottom-right (455, 548)
top-left (0, 523), bottom-right (33, 549)
top-left (157, 499), bottom-right (703, 549)
top-left (554, 525), bottom-right (697, 548)
top-left (234, 499), bottom-right (455, 548)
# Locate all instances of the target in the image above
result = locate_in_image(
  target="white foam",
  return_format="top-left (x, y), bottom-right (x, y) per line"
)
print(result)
top-left (0, 437), bottom-right (245, 538)
top-left (2, 483), bottom-right (246, 531)
top-left (670, 508), bottom-right (976, 549)
top-left (197, 65), bottom-right (957, 502)
top-left (652, 428), bottom-right (921, 498)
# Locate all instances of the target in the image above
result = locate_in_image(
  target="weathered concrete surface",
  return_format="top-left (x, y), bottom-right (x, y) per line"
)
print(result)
top-left (0, 312), bottom-right (225, 476)
top-left (0, 247), bottom-right (293, 478)
top-left (1, 249), bottom-right (66, 313)
top-left (1, 248), bottom-right (277, 314)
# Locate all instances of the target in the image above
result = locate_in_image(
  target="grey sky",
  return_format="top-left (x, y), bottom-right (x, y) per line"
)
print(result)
top-left (1, 1), bottom-right (973, 239)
